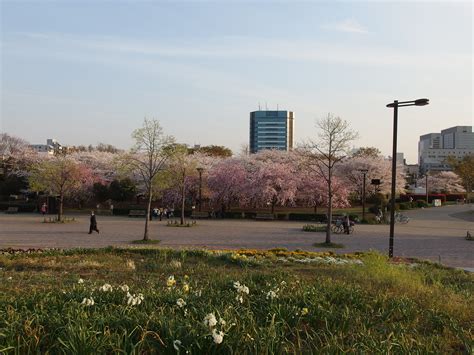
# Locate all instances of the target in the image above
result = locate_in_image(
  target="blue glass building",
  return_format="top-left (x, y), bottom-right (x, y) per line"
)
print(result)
top-left (249, 110), bottom-right (294, 153)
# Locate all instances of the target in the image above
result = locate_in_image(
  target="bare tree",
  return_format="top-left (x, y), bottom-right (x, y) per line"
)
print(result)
top-left (126, 119), bottom-right (174, 241)
top-left (301, 113), bottom-right (358, 244)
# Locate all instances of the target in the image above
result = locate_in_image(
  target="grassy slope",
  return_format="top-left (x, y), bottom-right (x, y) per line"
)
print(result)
top-left (0, 248), bottom-right (472, 354)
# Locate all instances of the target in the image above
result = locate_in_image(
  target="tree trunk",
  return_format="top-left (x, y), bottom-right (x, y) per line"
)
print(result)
top-left (143, 185), bottom-right (152, 241)
top-left (180, 171), bottom-right (185, 225)
top-left (325, 174), bottom-right (332, 244)
top-left (58, 193), bottom-right (63, 222)
top-left (180, 185), bottom-right (185, 225)
top-left (314, 205), bottom-right (317, 216)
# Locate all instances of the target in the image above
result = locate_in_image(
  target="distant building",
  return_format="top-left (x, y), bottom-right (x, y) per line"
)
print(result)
top-left (30, 138), bottom-right (63, 155)
top-left (249, 110), bottom-right (294, 153)
top-left (418, 126), bottom-right (474, 173)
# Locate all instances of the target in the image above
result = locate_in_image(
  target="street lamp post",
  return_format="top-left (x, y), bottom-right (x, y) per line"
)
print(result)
top-left (386, 98), bottom-right (429, 258)
top-left (197, 167), bottom-right (204, 212)
top-left (359, 169), bottom-right (368, 222)
top-left (425, 172), bottom-right (429, 204)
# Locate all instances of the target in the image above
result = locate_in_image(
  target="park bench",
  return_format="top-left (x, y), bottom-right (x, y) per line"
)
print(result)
top-left (128, 209), bottom-right (146, 217)
top-left (5, 207), bottom-right (19, 214)
top-left (191, 211), bottom-right (209, 219)
top-left (255, 213), bottom-right (274, 221)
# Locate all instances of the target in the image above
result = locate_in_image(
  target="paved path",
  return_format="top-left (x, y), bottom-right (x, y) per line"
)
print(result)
top-left (0, 204), bottom-right (472, 268)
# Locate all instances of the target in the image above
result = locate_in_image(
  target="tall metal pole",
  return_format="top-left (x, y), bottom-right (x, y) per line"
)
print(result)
top-left (389, 101), bottom-right (398, 258)
top-left (425, 172), bottom-right (429, 204)
top-left (362, 171), bottom-right (367, 222)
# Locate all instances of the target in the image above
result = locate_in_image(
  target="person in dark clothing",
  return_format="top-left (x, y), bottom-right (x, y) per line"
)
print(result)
top-left (89, 211), bottom-right (99, 234)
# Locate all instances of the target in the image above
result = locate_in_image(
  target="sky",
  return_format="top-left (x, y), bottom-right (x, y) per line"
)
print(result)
top-left (1, 0), bottom-right (472, 164)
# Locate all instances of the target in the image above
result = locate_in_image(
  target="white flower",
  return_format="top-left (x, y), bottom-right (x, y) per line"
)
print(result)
top-left (78, 278), bottom-right (84, 284)
top-left (176, 298), bottom-right (186, 308)
top-left (219, 318), bottom-right (226, 326)
top-left (212, 329), bottom-right (224, 344)
top-left (233, 281), bottom-right (249, 295)
top-left (126, 292), bottom-right (144, 306)
top-left (81, 297), bottom-right (94, 306)
top-left (98, 283), bottom-right (113, 292)
top-left (203, 313), bottom-right (217, 328)
top-left (266, 290), bottom-right (278, 300)
top-left (119, 284), bottom-right (130, 292)
top-left (7, 276), bottom-right (12, 281)
top-left (236, 295), bottom-right (243, 303)
top-left (173, 339), bottom-right (182, 351)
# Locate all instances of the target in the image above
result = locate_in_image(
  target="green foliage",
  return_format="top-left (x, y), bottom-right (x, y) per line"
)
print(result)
top-left (92, 182), bottom-right (109, 203)
top-left (0, 249), bottom-right (472, 353)
top-left (108, 179), bottom-right (136, 202)
top-left (313, 242), bottom-right (345, 248)
top-left (302, 224), bottom-right (326, 232)
top-left (188, 145), bottom-right (233, 157)
top-left (0, 174), bottom-right (28, 198)
top-left (416, 199), bottom-right (428, 208)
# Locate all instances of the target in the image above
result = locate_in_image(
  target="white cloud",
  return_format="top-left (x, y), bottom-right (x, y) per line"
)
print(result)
top-left (321, 19), bottom-right (369, 34)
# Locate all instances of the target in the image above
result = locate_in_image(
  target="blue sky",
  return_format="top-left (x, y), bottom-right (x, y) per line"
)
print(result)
top-left (1, 1), bottom-right (472, 163)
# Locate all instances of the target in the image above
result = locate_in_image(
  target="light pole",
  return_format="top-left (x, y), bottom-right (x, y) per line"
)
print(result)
top-left (197, 167), bottom-right (204, 212)
top-left (425, 172), bottom-right (429, 205)
top-left (386, 98), bottom-right (429, 258)
top-left (359, 169), bottom-right (368, 222)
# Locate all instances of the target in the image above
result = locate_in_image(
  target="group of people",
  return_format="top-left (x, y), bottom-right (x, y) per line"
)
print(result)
top-left (152, 207), bottom-right (174, 221)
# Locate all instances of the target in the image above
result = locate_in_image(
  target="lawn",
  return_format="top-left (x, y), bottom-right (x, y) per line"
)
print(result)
top-left (0, 248), bottom-right (472, 353)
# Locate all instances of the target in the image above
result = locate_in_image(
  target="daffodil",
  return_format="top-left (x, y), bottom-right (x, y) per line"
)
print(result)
top-left (81, 297), bottom-right (94, 306)
top-left (167, 275), bottom-right (176, 288)
top-left (176, 298), bottom-right (186, 308)
top-left (182, 283), bottom-right (190, 293)
top-left (203, 313), bottom-right (217, 328)
top-left (98, 283), bottom-right (113, 292)
top-left (212, 329), bottom-right (224, 344)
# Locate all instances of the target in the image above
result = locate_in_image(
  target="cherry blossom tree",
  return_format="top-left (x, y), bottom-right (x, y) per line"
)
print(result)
top-left (338, 155), bottom-right (406, 199)
top-left (0, 133), bottom-right (36, 176)
top-left (28, 155), bottom-right (94, 221)
top-left (245, 151), bottom-right (299, 213)
top-left (417, 171), bottom-right (465, 193)
top-left (207, 157), bottom-right (248, 214)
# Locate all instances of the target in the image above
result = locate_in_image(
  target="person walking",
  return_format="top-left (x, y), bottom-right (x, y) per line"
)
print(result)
top-left (89, 211), bottom-right (100, 234)
top-left (343, 215), bottom-right (351, 235)
top-left (40, 203), bottom-right (47, 216)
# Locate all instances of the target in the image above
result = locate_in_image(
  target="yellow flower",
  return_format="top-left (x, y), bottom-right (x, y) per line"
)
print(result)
top-left (301, 307), bottom-right (309, 316)
top-left (183, 283), bottom-right (190, 293)
top-left (167, 275), bottom-right (176, 288)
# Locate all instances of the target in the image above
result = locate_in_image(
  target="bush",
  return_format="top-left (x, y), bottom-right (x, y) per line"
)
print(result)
top-left (289, 213), bottom-right (326, 222)
top-left (302, 224), bottom-right (327, 232)
top-left (399, 202), bottom-right (411, 210)
top-left (416, 200), bottom-right (428, 208)
top-left (348, 214), bottom-right (360, 222)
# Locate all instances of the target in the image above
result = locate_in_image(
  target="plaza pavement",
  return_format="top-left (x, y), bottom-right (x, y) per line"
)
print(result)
top-left (0, 204), bottom-right (472, 269)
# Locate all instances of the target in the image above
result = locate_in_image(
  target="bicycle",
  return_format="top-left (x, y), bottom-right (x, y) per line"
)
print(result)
top-left (331, 219), bottom-right (354, 234)
top-left (394, 212), bottom-right (410, 224)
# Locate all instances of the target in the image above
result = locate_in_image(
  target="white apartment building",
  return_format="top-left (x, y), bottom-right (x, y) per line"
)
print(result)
top-left (418, 126), bottom-right (474, 173)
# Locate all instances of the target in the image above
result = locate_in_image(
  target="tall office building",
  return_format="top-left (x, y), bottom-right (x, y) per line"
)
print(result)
top-left (249, 110), bottom-right (294, 153)
top-left (418, 126), bottom-right (474, 173)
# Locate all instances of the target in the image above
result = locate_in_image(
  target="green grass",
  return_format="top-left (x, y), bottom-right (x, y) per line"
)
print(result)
top-left (0, 248), bottom-right (472, 353)
top-left (130, 239), bottom-right (161, 245)
top-left (302, 224), bottom-right (326, 232)
top-left (313, 242), bottom-right (345, 249)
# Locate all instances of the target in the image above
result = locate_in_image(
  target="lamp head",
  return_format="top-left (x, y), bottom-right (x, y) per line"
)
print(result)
top-left (414, 98), bottom-right (429, 106)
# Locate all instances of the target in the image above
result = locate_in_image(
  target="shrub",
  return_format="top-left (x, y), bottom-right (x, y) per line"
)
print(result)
top-left (416, 200), bottom-right (428, 208)
top-left (302, 224), bottom-right (327, 232)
